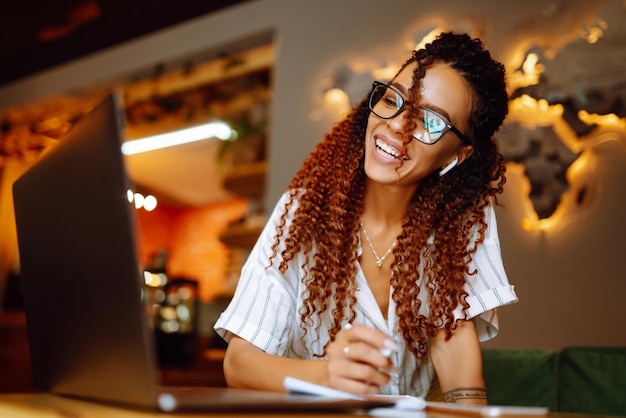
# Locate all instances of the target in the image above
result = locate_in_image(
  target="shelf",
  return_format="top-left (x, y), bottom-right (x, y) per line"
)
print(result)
top-left (222, 160), bottom-right (267, 198)
top-left (220, 222), bottom-right (263, 248)
top-left (221, 159), bottom-right (266, 250)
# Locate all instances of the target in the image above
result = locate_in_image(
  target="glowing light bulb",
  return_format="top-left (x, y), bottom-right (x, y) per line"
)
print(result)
top-left (133, 193), bottom-right (144, 209)
top-left (143, 195), bottom-right (157, 211)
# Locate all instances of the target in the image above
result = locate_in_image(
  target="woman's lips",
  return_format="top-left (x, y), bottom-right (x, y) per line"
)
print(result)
top-left (374, 137), bottom-right (409, 161)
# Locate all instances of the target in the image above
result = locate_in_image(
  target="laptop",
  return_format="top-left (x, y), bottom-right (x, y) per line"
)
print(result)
top-left (12, 92), bottom-right (395, 413)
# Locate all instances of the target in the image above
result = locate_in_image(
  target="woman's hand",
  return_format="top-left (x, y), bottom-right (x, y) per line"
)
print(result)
top-left (325, 324), bottom-right (398, 395)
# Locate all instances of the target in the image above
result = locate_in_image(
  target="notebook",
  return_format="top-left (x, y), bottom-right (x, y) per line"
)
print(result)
top-left (12, 92), bottom-right (395, 412)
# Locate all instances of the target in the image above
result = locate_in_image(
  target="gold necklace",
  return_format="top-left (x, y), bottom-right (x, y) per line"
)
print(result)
top-left (360, 222), bottom-right (396, 267)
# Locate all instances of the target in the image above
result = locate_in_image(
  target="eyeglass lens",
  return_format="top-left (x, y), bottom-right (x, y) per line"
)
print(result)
top-left (369, 83), bottom-right (449, 144)
top-left (370, 84), bottom-right (403, 119)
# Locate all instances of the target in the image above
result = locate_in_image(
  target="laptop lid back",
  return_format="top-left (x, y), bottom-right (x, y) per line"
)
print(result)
top-left (13, 92), bottom-right (160, 408)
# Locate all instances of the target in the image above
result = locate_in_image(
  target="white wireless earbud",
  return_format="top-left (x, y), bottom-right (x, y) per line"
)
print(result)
top-left (439, 155), bottom-right (459, 176)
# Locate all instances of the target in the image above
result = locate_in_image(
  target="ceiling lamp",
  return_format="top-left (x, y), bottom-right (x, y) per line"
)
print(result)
top-left (121, 120), bottom-right (236, 155)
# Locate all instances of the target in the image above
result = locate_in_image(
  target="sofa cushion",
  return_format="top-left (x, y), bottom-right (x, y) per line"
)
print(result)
top-left (482, 348), bottom-right (559, 410)
top-left (558, 346), bottom-right (626, 416)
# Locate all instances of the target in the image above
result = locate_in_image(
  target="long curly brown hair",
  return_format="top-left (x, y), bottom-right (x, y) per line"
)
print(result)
top-left (269, 32), bottom-right (509, 359)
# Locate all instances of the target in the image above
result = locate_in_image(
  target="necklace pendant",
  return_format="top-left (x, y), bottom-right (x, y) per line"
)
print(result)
top-left (361, 222), bottom-right (395, 269)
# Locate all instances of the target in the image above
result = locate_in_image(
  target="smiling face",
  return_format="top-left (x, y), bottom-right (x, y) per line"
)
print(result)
top-left (364, 61), bottom-right (474, 190)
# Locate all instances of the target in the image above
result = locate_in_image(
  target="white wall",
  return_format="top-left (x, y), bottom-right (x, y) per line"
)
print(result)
top-left (1, 0), bottom-right (624, 349)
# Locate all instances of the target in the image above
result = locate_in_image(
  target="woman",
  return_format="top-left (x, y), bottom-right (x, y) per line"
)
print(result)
top-left (214, 32), bottom-right (518, 404)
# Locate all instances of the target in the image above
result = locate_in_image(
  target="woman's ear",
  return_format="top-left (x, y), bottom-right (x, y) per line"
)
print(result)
top-left (456, 144), bottom-right (474, 165)
top-left (439, 155), bottom-right (459, 176)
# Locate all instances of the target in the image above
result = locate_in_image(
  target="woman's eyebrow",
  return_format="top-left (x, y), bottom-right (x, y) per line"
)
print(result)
top-left (389, 81), bottom-right (410, 97)
top-left (419, 103), bottom-right (452, 122)
top-left (389, 82), bottom-right (452, 123)
top-left (389, 81), bottom-right (454, 123)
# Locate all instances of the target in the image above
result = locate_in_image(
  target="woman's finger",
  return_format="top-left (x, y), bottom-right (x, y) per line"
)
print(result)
top-left (341, 324), bottom-right (398, 356)
top-left (327, 355), bottom-right (391, 393)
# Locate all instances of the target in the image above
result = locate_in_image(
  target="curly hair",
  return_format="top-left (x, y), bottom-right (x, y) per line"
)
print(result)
top-left (269, 32), bottom-right (509, 359)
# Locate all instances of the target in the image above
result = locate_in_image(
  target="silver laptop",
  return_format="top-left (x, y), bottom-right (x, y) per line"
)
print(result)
top-left (12, 92), bottom-right (394, 412)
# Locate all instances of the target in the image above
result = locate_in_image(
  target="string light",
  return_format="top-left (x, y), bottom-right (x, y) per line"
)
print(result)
top-left (127, 189), bottom-right (157, 211)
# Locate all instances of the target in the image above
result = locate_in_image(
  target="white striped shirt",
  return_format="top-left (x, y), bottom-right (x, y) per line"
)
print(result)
top-left (214, 192), bottom-right (518, 396)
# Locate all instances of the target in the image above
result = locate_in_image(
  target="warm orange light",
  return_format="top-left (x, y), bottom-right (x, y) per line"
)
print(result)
top-left (324, 88), bottom-right (348, 108)
top-left (508, 95), bottom-right (563, 126)
top-left (413, 28), bottom-right (442, 51)
top-left (521, 217), bottom-right (534, 232)
top-left (578, 111), bottom-right (626, 130)
top-left (507, 95), bottom-right (625, 233)
top-left (585, 19), bottom-right (607, 44)
top-left (508, 54), bottom-right (545, 92)
top-left (144, 271), bottom-right (167, 287)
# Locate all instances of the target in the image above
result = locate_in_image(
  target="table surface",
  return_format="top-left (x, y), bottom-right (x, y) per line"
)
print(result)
top-left (0, 393), bottom-right (614, 418)
top-left (2, 393), bottom-right (381, 418)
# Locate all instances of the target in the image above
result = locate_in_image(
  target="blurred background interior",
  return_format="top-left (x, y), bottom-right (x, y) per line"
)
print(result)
top-left (0, 0), bottom-right (624, 412)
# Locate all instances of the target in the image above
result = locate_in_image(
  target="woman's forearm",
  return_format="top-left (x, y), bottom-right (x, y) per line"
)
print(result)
top-left (222, 336), bottom-right (329, 392)
top-left (429, 320), bottom-right (487, 404)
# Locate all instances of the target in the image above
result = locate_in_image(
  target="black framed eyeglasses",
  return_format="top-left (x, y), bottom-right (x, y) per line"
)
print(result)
top-left (368, 81), bottom-right (470, 145)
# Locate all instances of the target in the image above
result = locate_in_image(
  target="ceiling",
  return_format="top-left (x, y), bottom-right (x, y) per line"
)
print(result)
top-left (0, 0), bottom-right (250, 87)
top-left (0, 0), bottom-right (272, 208)
top-left (122, 57), bottom-right (273, 207)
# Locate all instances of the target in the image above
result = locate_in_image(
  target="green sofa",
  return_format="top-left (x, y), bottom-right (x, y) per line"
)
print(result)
top-left (482, 347), bottom-right (626, 416)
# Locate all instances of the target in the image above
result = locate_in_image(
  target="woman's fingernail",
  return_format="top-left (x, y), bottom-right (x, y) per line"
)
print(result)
top-left (380, 339), bottom-right (398, 357)
top-left (380, 348), bottom-right (394, 357)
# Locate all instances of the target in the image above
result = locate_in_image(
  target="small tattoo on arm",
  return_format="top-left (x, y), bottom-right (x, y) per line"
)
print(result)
top-left (443, 387), bottom-right (487, 403)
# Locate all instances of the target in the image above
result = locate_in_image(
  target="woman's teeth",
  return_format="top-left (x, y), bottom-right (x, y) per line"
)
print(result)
top-left (375, 139), bottom-right (400, 159)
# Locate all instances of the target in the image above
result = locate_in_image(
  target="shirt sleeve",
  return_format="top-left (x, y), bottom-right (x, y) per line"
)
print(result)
top-left (213, 193), bottom-right (299, 355)
top-left (456, 203), bottom-right (518, 342)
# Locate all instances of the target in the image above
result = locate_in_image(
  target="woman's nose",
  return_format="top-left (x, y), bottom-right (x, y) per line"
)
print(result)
top-left (386, 110), bottom-right (409, 135)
